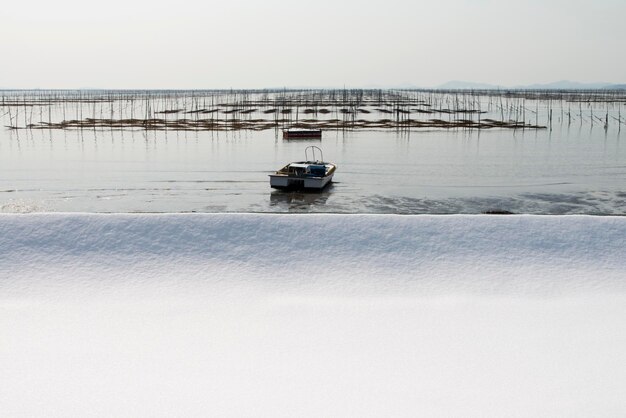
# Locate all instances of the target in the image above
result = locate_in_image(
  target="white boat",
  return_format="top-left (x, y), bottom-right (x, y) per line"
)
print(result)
top-left (269, 146), bottom-right (337, 190)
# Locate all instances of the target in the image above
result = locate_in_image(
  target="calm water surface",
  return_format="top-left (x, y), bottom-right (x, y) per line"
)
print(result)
top-left (1, 125), bottom-right (624, 214)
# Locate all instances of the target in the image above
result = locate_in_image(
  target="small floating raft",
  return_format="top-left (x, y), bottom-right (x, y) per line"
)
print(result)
top-left (282, 128), bottom-right (322, 139)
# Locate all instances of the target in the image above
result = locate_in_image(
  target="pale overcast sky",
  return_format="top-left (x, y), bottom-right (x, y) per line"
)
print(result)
top-left (2, 0), bottom-right (625, 88)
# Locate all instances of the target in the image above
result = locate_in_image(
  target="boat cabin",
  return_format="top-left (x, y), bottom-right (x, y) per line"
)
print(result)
top-left (281, 163), bottom-right (328, 178)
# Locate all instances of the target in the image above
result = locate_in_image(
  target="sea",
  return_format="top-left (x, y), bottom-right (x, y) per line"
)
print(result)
top-left (1, 90), bottom-right (624, 214)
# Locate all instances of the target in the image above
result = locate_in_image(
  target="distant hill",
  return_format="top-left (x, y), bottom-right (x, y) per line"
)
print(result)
top-left (436, 80), bottom-right (626, 90)
top-left (517, 80), bottom-right (614, 90)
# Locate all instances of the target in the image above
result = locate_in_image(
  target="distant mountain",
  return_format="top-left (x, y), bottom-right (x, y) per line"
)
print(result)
top-left (517, 80), bottom-right (614, 90)
top-left (435, 80), bottom-right (626, 90)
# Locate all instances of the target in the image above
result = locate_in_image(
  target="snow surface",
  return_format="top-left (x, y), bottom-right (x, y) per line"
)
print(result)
top-left (1, 214), bottom-right (626, 417)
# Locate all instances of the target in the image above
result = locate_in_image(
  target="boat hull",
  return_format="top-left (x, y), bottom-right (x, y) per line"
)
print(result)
top-left (269, 173), bottom-right (334, 190)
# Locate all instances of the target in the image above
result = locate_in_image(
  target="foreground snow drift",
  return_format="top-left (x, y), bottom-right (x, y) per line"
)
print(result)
top-left (1, 214), bottom-right (626, 417)
top-left (1, 213), bottom-right (625, 296)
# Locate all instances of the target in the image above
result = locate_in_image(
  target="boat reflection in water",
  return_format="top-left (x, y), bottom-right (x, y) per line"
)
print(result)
top-left (269, 184), bottom-right (334, 211)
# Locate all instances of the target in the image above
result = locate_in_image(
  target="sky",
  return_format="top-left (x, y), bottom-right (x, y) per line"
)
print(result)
top-left (1, 0), bottom-right (625, 89)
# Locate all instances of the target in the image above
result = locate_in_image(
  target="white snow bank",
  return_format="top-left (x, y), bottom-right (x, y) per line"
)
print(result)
top-left (0, 213), bottom-right (625, 297)
top-left (1, 214), bottom-right (626, 417)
